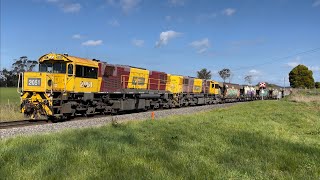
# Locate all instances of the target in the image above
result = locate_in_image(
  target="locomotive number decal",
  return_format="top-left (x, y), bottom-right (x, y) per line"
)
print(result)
top-left (80, 81), bottom-right (93, 88)
top-left (28, 78), bottom-right (41, 86)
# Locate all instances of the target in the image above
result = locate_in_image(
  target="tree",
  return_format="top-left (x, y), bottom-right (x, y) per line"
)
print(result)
top-left (218, 68), bottom-right (231, 83)
top-left (289, 64), bottom-right (315, 88)
top-left (197, 68), bottom-right (211, 80)
top-left (12, 56), bottom-right (37, 74)
top-left (0, 56), bottom-right (37, 87)
top-left (315, 82), bottom-right (320, 89)
top-left (0, 68), bottom-right (17, 87)
top-left (244, 75), bottom-right (253, 85)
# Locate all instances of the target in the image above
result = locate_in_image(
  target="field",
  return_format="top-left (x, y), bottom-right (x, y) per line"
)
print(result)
top-left (0, 87), bottom-right (23, 121)
top-left (1, 98), bottom-right (319, 179)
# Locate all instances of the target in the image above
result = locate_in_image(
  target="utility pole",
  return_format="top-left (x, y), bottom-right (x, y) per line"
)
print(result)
top-left (283, 77), bottom-right (286, 98)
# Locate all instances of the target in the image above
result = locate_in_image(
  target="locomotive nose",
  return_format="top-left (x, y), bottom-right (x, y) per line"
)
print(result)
top-left (20, 91), bottom-right (53, 120)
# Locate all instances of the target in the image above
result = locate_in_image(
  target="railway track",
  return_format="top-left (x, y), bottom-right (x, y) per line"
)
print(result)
top-left (0, 102), bottom-right (251, 139)
top-left (0, 120), bottom-right (49, 129)
top-left (0, 101), bottom-right (247, 130)
top-left (0, 109), bottom-right (171, 129)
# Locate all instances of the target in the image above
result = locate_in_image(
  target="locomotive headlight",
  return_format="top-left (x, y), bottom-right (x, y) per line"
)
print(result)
top-left (48, 80), bottom-right (52, 86)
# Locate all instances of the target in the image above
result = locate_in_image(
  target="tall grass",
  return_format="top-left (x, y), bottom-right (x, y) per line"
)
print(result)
top-left (0, 88), bottom-right (23, 121)
top-left (1, 100), bottom-right (319, 179)
top-left (287, 89), bottom-right (320, 103)
top-left (0, 103), bottom-right (24, 122)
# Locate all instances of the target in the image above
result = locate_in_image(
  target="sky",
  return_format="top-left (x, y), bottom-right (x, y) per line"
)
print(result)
top-left (1, 0), bottom-right (320, 86)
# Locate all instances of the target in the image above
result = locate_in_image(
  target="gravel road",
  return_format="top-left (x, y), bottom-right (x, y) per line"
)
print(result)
top-left (0, 103), bottom-right (238, 139)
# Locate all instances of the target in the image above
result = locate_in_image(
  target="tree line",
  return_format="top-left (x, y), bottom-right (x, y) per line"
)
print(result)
top-left (197, 68), bottom-right (257, 86)
top-left (0, 56), bottom-right (319, 89)
top-left (197, 65), bottom-right (319, 88)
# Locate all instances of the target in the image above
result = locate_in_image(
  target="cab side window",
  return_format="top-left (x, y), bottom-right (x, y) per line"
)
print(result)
top-left (76, 65), bottom-right (83, 77)
top-left (75, 65), bottom-right (98, 79)
top-left (68, 64), bottom-right (73, 75)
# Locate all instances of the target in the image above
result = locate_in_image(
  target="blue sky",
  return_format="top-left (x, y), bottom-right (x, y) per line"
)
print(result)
top-left (1, 0), bottom-right (320, 85)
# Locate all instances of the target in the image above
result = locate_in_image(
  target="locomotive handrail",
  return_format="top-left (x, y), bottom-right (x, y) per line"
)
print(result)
top-left (17, 73), bottom-right (20, 93)
top-left (121, 75), bottom-right (167, 90)
top-left (17, 72), bottom-right (23, 93)
top-left (119, 74), bottom-right (208, 93)
top-left (64, 74), bottom-right (67, 92)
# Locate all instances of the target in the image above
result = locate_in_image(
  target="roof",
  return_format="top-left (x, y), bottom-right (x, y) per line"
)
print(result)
top-left (38, 53), bottom-right (99, 67)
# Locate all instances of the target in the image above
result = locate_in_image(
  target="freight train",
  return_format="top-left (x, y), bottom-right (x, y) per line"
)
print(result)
top-left (17, 53), bottom-right (280, 121)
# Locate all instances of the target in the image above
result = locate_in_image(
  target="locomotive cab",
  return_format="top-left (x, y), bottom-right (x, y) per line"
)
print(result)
top-left (22, 54), bottom-right (73, 93)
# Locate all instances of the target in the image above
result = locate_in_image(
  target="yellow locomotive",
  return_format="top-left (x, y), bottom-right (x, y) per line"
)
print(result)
top-left (18, 53), bottom-right (221, 120)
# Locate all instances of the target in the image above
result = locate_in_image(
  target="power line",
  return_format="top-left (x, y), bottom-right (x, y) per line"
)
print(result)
top-left (232, 47), bottom-right (320, 71)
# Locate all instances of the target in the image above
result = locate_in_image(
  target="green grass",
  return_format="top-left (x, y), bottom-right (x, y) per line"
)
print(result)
top-left (0, 87), bottom-right (20, 104)
top-left (1, 100), bottom-right (319, 179)
top-left (0, 87), bottom-right (23, 121)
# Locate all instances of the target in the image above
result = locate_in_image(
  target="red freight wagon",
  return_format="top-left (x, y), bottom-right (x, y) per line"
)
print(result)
top-left (148, 71), bottom-right (167, 91)
top-left (99, 63), bottom-right (130, 92)
top-left (182, 76), bottom-right (194, 93)
top-left (202, 80), bottom-right (211, 93)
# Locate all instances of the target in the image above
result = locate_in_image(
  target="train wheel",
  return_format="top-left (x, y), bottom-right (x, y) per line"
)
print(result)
top-left (111, 109), bottom-right (118, 115)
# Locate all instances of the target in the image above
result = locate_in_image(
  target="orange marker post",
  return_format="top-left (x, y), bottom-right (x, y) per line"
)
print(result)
top-left (151, 111), bottom-right (155, 120)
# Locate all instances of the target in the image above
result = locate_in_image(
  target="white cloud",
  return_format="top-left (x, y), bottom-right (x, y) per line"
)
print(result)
top-left (189, 38), bottom-right (210, 54)
top-left (121, 0), bottom-right (141, 13)
top-left (82, 40), bottom-right (103, 46)
top-left (248, 69), bottom-right (260, 75)
top-left (165, 15), bottom-right (183, 23)
top-left (108, 0), bottom-right (141, 13)
top-left (165, 15), bottom-right (172, 21)
top-left (60, 3), bottom-right (81, 13)
top-left (312, 0), bottom-right (320, 7)
top-left (197, 8), bottom-right (236, 23)
top-left (108, 19), bottom-right (120, 27)
top-left (46, 0), bottom-right (81, 13)
top-left (72, 34), bottom-right (83, 39)
top-left (155, 30), bottom-right (181, 47)
top-left (309, 66), bottom-right (320, 71)
top-left (286, 56), bottom-right (301, 68)
top-left (132, 39), bottom-right (144, 47)
top-left (286, 62), bottom-right (299, 68)
top-left (222, 8), bottom-right (236, 16)
top-left (245, 69), bottom-right (262, 83)
top-left (168, 0), bottom-right (185, 6)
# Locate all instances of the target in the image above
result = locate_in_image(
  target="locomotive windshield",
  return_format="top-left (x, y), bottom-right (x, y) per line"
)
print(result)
top-left (39, 61), bottom-right (66, 73)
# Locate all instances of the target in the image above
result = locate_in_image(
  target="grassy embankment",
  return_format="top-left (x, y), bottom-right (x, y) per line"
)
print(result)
top-left (0, 87), bottom-right (23, 121)
top-left (0, 92), bottom-right (319, 179)
top-left (287, 89), bottom-right (320, 103)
